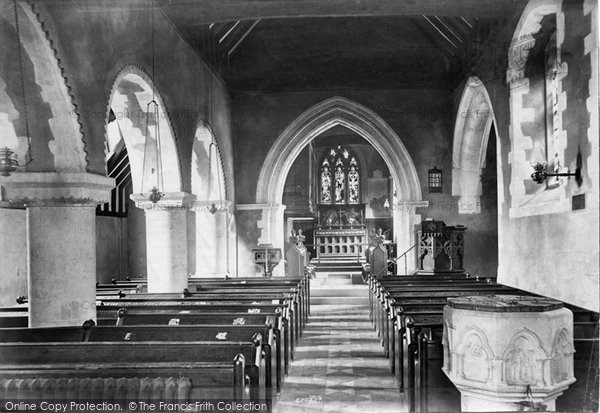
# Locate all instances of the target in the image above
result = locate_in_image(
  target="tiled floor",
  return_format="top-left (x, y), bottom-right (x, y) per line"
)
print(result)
top-left (274, 304), bottom-right (408, 413)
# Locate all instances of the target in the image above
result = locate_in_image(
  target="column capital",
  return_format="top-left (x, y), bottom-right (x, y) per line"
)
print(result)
top-left (0, 172), bottom-right (115, 207)
top-left (130, 191), bottom-right (196, 210)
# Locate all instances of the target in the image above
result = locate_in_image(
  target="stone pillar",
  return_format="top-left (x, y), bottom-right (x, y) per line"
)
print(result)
top-left (192, 201), bottom-right (231, 277)
top-left (28, 204), bottom-right (97, 327)
top-left (0, 173), bottom-right (114, 327)
top-left (131, 192), bottom-right (195, 293)
top-left (0, 208), bottom-right (27, 307)
top-left (392, 202), bottom-right (425, 275)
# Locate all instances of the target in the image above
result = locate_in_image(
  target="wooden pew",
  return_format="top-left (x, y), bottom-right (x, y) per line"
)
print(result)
top-left (97, 291), bottom-right (304, 343)
top-left (0, 324), bottom-right (278, 406)
top-left (376, 285), bottom-right (519, 362)
top-left (365, 270), bottom-right (599, 413)
top-left (95, 310), bottom-right (288, 391)
top-left (97, 303), bottom-right (296, 365)
top-left (0, 340), bottom-right (265, 405)
top-left (108, 275), bottom-right (311, 320)
top-left (96, 300), bottom-right (299, 356)
top-left (192, 284), bottom-right (308, 327)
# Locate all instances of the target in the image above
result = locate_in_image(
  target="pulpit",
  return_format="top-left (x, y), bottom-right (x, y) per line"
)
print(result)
top-left (416, 219), bottom-right (467, 275)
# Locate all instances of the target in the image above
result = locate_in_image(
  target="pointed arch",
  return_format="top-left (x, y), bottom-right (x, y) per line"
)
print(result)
top-left (0, 1), bottom-right (86, 171)
top-left (253, 97), bottom-right (425, 273)
top-left (452, 76), bottom-right (498, 214)
top-left (455, 326), bottom-right (495, 383)
top-left (256, 96), bottom-right (422, 205)
top-left (502, 328), bottom-right (548, 385)
top-left (105, 66), bottom-right (182, 194)
top-left (191, 123), bottom-right (227, 204)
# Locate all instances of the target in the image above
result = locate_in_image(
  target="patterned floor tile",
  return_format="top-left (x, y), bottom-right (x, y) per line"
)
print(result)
top-left (274, 304), bottom-right (407, 413)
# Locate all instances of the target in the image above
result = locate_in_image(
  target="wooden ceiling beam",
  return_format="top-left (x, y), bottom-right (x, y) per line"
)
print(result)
top-left (422, 15), bottom-right (458, 50)
top-left (408, 17), bottom-right (456, 59)
top-left (151, 0), bottom-right (520, 25)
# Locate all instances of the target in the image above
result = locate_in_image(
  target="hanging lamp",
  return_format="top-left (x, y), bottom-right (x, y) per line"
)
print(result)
top-left (1, 0), bottom-right (34, 177)
top-left (139, 0), bottom-right (164, 203)
top-left (206, 132), bottom-right (224, 214)
top-left (205, 33), bottom-right (224, 215)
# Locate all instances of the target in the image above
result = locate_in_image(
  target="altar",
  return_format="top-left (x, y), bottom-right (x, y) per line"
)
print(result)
top-left (313, 145), bottom-right (368, 263)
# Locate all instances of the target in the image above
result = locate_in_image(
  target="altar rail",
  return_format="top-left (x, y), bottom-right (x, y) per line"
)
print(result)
top-left (314, 227), bottom-right (367, 261)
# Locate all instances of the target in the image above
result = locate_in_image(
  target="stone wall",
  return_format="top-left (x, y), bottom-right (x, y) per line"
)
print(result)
top-left (496, 0), bottom-right (599, 311)
top-left (232, 89), bottom-right (500, 275)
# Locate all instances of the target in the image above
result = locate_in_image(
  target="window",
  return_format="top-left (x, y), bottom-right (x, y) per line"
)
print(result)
top-left (544, 30), bottom-right (564, 189)
top-left (319, 146), bottom-right (360, 205)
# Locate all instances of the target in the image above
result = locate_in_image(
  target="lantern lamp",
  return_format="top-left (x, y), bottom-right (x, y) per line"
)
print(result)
top-left (428, 166), bottom-right (442, 193)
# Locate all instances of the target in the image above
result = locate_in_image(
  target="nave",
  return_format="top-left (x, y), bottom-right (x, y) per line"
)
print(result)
top-left (0, 0), bottom-right (598, 411)
top-left (275, 301), bottom-right (409, 413)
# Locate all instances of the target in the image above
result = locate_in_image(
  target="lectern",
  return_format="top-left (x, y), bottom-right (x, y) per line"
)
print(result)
top-left (252, 244), bottom-right (282, 278)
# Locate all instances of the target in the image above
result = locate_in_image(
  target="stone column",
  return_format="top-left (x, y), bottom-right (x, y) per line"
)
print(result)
top-left (0, 173), bottom-right (114, 327)
top-left (392, 201), bottom-right (426, 275)
top-left (131, 192), bottom-right (195, 293)
top-left (192, 201), bottom-right (232, 277)
top-left (0, 207), bottom-right (27, 307)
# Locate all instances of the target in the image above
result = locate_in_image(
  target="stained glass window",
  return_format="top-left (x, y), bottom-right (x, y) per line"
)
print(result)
top-left (320, 159), bottom-right (332, 203)
top-left (319, 146), bottom-right (360, 205)
top-left (348, 157), bottom-right (359, 204)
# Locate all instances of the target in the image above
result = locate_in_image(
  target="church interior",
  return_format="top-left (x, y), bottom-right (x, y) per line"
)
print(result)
top-left (0, 0), bottom-right (598, 411)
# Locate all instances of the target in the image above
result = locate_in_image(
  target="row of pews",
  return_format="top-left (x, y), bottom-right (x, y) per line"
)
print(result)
top-left (0, 275), bottom-right (311, 412)
top-left (365, 271), bottom-right (600, 413)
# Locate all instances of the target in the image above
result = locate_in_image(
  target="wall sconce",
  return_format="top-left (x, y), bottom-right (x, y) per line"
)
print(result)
top-left (383, 198), bottom-right (390, 211)
top-left (428, 166), bottom-right (442, 193)
top-left (148, 186), bottom-right (163, 203)
top-left (0, 147), bottom-right (18, 177)
top-left (531, 162), bottom-right (581, 185)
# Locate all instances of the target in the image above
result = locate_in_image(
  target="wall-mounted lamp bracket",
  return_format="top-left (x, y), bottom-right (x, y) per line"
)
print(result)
top-left (531, 163), bottom-right (582, 186)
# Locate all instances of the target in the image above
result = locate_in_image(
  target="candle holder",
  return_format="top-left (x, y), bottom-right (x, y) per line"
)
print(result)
top-left (531, 162), bottom-right (581, 185)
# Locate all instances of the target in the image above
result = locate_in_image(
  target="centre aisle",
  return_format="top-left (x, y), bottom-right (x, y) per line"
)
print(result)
top-left (274, 303), bottom-right (407, 413)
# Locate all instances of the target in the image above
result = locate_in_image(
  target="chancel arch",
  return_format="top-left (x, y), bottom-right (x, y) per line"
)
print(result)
top-left (255, 96), bottom-right (426, 273)
top-left (452, 76), bottom-right (499, 214)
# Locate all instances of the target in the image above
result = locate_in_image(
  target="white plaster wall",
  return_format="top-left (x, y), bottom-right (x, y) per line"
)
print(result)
top-left (0, 208), bottom-right (27, 306)
top-left (498, 0), bottom-right (599, 312)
